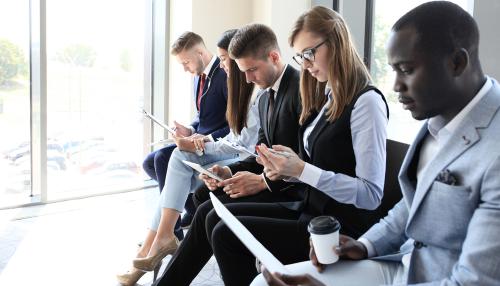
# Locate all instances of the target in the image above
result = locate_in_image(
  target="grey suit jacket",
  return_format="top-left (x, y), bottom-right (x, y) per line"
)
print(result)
top-left (362, 78), bottom-right (500, 285)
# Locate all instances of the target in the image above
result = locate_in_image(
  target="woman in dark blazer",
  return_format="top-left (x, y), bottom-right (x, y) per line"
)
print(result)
top-left (205, 6), bottom-right (389, 286)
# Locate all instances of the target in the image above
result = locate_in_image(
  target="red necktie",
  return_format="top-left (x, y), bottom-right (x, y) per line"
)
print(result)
top-left (197, 73), bottom-right (206, 110)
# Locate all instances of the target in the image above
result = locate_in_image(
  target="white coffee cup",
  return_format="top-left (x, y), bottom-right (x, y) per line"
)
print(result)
top-left (308, 216), bottom-right (341, 264)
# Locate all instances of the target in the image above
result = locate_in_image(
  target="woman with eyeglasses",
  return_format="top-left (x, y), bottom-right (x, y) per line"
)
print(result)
top-left (202, 6), bottom-right (389, 286)
top-left (115, 29), bottom-right (258, 286)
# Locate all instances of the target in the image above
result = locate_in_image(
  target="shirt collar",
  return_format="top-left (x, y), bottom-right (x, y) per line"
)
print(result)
top-left (202, 55), bottom-right (217, 76)
top-left (427, 76), bottom-right (492, 139)
top-left (268, 64), bottom-right (288, 96)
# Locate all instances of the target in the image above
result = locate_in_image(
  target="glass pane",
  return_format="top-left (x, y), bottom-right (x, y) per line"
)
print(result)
top-left (371, 0), bottom-right (473, 143)
top-left (46, 0), bottom-right (148, 199)
top-left (0, 0), bottom-right (31, 207)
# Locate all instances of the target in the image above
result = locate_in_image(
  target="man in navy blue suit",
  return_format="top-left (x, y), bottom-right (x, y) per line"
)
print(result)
top-left (143, 32), bottom-right (229, 240)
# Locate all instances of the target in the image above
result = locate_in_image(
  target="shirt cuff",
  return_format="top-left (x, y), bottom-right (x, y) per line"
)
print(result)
top-left (189, 126), bottom-right (196, 135)
top-left (206, 134), bottom-right (215, 142)
top-left (261, 173), bottom-right (272, 192)
top-left (298, 162), bottom-right (322, 187)
top-left (358, 237), bottom-right (377, 258)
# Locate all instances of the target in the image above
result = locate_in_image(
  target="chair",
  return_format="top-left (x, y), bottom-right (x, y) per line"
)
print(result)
top-left (374, 139), bottom-right (409, 218)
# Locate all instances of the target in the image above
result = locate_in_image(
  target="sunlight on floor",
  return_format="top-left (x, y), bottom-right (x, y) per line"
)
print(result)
top-left (0, 188), bottom-right (223, 286)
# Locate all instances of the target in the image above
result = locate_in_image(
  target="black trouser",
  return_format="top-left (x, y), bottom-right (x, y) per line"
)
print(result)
top-left (153, 190), bottom-right (305, 286)
top-left (211, 203), bottom-right (310, 285)
top-left (192, 184), bottom-right (213, 208)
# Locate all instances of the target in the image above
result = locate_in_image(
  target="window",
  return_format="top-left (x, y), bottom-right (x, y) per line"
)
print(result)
top-left (370, 0), bottom-right (473, 143)
top-left (45, 0), bottom-right (148, 199)
top-left (0, 0), bottom-right (31, 207)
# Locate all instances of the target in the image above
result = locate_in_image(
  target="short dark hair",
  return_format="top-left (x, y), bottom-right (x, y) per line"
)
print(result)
top-left (217, 29), bottom-right (238, 51)
top-left (228, 23), bottom-right (280, 60)
top-left (393, 1), bottom-right (479, 62)
top-left (171, 31), bottom-right (204, 55)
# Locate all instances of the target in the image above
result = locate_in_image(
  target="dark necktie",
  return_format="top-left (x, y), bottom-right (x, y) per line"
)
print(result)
top-left (197, 73), bottom-right (206, 110)
top-left (267, 89), bottom-right (275, 129)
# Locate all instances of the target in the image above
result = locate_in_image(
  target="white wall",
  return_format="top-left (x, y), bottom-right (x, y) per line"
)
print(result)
top-left (475, 0), bottom-right (500, 79)
top-left (192, 0), bottom-right (254, 53)
top-left (267, 0), bottom-right (311, 66)
top-left (339, 0), bottom-right (366, 56)
top-left (166, 0), bottom-right (500, 129)
top-left (167, 0), bottom-right (311, 125)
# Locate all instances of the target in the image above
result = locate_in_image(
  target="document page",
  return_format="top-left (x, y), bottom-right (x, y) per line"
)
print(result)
top-left (209, 192), bottom-right (289, 274)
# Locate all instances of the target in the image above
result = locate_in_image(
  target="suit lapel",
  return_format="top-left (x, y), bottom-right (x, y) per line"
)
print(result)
top-left (398, 124), bottom-right (428, 205)
top-left (269, 66), bottom-right (292, 143)
top-left (407, 82), bottom-right (500, 223)
top-left (408, 123), bottom-right (479, 222)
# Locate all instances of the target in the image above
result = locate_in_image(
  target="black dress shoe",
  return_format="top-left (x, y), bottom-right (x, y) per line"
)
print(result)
top-left (180, 213), bottom-right (194, 229)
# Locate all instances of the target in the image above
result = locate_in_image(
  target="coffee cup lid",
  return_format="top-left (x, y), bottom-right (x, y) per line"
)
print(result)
top-left (308, 216), bottom-right (340, 235)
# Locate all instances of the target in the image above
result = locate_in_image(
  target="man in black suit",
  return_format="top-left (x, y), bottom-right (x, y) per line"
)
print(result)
top-left (142, 31), bottom-right (230, 239)
top-left (152, 24), bottom-right (303, 286)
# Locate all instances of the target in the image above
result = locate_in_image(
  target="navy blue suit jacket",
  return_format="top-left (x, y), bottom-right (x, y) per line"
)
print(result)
top-left (191, 57), bottom-right (229, 139)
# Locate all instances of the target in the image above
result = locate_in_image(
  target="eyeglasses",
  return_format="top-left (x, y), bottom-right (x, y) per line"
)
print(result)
top-left (292, 40), bottom-right (327, 66)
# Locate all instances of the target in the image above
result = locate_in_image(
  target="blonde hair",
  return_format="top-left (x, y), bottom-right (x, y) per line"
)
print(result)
top-left (171, 31), bottom-right (204, 55)
top-left (289, 6), bottom-right (372, 124)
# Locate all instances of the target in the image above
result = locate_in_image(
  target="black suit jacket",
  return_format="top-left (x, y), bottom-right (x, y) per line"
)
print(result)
top-left (191, 57), bottom-right (230, 140)
top-left (229, 65), bottom-right (302, 192)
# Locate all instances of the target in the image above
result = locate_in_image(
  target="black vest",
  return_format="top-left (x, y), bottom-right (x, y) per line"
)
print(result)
top-left (299, 86), bottom-right (388, 239)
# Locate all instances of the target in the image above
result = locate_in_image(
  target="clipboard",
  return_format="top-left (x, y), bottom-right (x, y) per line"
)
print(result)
top-left (209, 192), bottom-right (289, 274)
top-left (182, 160), bottom-right (224, 182)
top-left (142, 109), bottom-right (176, 135)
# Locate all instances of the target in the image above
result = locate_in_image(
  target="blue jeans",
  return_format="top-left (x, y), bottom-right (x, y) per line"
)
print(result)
top-left (150, 148), bottom-right (238, 231)
top-left (143, 144), bottom-right (188, 238)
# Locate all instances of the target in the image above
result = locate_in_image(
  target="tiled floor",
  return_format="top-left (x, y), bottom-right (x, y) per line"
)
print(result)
top-left (0, 188), bottom-right (223, 286)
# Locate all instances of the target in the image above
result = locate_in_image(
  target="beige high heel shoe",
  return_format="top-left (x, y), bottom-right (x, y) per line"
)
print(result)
top-left (116, 268), bottom-right (145, 286)
top-left (133, 237), bottom-right (179, 271)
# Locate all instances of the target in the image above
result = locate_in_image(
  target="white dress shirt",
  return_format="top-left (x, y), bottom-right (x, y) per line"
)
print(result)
top-left (190, 55), bottom-right (218, 136)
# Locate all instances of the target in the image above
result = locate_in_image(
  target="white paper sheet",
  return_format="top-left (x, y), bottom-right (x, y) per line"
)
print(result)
top-left (182, 160), bottom-right (224, 182)
top-left (209, 192), bottom-right (289, 274)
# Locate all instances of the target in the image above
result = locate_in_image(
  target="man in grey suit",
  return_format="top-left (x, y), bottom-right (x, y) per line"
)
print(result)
top-left (255, 2), bottom-right (500, 285)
